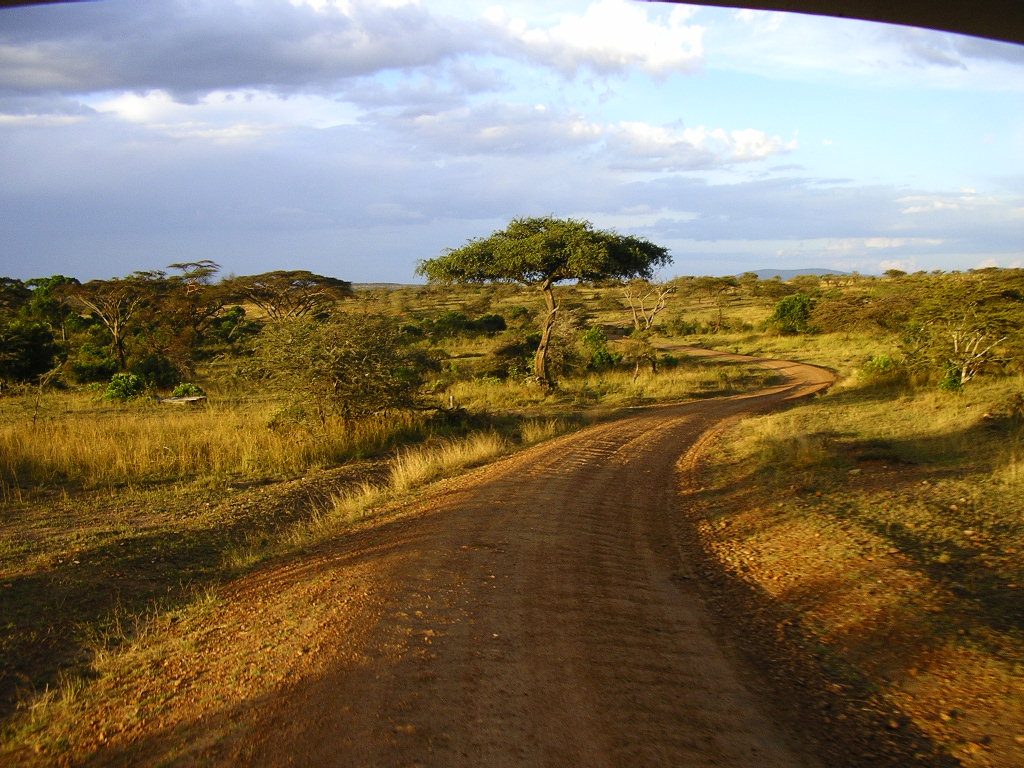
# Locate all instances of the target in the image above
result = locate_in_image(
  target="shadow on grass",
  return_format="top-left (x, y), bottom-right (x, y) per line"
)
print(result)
top-left (679, 397), bottom-right (1022, 764)
top-left (677, 484), bottom-right (963, 767)
top-left (749, 413), bottom-right (1022, 640)
top-left (0, 461), bottom-right (389, 723)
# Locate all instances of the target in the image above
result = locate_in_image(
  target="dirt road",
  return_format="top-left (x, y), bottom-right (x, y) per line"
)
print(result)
top-left (88, 353), bottom-right (836, 767)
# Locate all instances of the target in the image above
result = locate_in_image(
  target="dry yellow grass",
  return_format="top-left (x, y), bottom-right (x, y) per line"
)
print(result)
top-left (0, 392), bottom-right (427, 498)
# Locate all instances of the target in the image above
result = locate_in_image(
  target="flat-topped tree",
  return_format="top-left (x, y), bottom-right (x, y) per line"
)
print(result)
top-left (224, 270), bottom-right (353, 320)
top-left (417, 216), bottom-right (670, 388)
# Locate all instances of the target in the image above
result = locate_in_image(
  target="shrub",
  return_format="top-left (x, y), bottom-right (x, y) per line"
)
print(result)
top-left (766, 293), bottom-right (816, 334)
top-left (170, 382), bottom-right (205, 398)
top-left (581, 326), bottom-right (619, 371)
top-left (253, 314), bottom-right (424, 424)
top-left (130, 353), bottom-right (180, 389)
top-left (0, 320), bottom-right (59, 383)
top-left (69, 342), bottom-right (119, 384)
top-left (104, 372), bottom-right (145, 401)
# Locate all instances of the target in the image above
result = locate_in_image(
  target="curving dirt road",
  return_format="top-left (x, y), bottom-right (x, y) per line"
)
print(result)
top-left (87, 352), bottom-right (835, 767)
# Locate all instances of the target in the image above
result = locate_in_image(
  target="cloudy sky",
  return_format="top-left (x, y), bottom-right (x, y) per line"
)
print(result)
top-left (1, 0), bottom-right (1022, 283)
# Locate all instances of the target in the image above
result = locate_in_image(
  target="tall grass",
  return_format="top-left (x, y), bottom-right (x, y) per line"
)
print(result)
top-left (389, 432), bottom-right (508, 492)
top-left (0, 393), bottom-right (428, 496)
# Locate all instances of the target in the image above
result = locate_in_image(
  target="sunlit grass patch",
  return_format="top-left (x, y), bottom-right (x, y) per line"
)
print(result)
top-left (0, 392), bottom-right (430, 497)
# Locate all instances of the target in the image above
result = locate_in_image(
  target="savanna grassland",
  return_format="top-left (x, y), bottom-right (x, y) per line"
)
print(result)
top-left (1, 265), bottom-right (1023, 765)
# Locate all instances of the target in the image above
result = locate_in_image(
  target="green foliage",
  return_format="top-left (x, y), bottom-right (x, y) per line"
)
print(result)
top-left (422, 310), bottom-right (507, 339)
top-left (580, 326), bottom-right (619, 371)
top-left (504, 305), bottom-right (533, 327)
top-left (858, 353), bottom-right (909, 388)
top-left (206, 305), bottom-right (261, 346)
top-left (0, 320), bottom-right (60, 383)
top-left (223, 270), bottom-right (352, 320)
top-left (0, 277), bottom-right (31, 316)
top-left (416, 216), bottom-right (671, 286)
top-left (130, 353), bottom-right (181, 389)
top-left (103, 372), bottom-right (145, 401)
top-left (901, 274), bottom-right (1023, 388)
top-left (69, 342), bottom-right (119, 384)
top-left (416, 216), bottom-right (670, 386)
top-left (170, 382), bottom-right (206, 398)
top-left (767, 293), bottom-right (816, 334)
top-left (254, 313), bottom-right (423, 424)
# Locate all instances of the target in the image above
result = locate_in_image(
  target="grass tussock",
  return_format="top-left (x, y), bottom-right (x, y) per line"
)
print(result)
top-left (390, 432), bottom-right (509, 492)
top-left (328, 432), bottom-right (510, 522)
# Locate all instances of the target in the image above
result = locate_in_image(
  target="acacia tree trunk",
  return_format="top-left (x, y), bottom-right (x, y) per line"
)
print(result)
top-left (534, 280), bottom-right (558, 388)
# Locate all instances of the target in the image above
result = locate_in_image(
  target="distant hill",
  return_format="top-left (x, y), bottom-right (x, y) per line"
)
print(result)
top-left (747, 268), bottom-right (847, 280)
top-left (353, 283), bottom-right (413, 290)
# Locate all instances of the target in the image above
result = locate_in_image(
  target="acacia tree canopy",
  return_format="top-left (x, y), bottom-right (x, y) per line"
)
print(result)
top-left (224, 271), bottom-right (352, 320)
top-left (417, 216), bottom-right (671, 386)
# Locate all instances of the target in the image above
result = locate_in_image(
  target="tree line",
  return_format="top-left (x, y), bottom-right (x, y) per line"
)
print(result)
top-left (0, 264), bottom-right (352, 389)
top-left (3, 217), bottom-right (1022, 413)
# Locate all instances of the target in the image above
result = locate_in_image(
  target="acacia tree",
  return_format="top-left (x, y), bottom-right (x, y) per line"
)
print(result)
top-left (70, 275), bottom-right (154, 370)
top-left (417, 216), bottom-right (670, 388)
top-left (692, 276), bottom-right (739, 331)
top-left (901, 278), bottom-right (1020, 389)
top-left (224, 270), bottom-right (352, 320)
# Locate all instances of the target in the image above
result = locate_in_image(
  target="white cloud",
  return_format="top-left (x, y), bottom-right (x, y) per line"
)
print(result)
top-left (485, 0), bottom-right (704, 76)
top-left (607, 121), bottom-right (796, 170)
top-left (90, 89), bottom-right (358, 140)
top-left (396, 101), bottom-right (603, 155)
top-left (824, 237), bottom-right (944, 253)
top-left (976, 257), bottom-right (1023, 269)
top-left (0, 112), bottom-right (86, 127)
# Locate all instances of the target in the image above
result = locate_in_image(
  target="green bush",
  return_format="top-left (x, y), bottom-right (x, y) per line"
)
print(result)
top-left (766, 293), bottom-right (816, 334)
top-left (130, 353), bottom-right (180, 389)
top-left (0, 320), bottom-right (59, 383)
top-left (104, 372), bottom-right (145, 401)
top-left (170, 382), bottom-right (205, 398)
top-left (581, 326), bottom-right (619, 371)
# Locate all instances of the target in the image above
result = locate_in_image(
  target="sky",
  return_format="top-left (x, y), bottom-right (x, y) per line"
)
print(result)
top-left (0, 0), bottom-right (1022, 283)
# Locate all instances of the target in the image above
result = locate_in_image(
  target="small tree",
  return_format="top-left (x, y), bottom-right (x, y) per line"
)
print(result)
top-left (766, 293), bottom-right (816, 334)
top-left (417, 216), bottom-right (670, 388)
top-left (692, 276), bottom-right (739, 331)
top-left (253, 313), bottom-right (421, 425)
top-left (70, 276), bottom-right (152, 370)
top-left (0, 320), bottom-right (59, 384)
top-left (581, 326), bottom-right (618, 371)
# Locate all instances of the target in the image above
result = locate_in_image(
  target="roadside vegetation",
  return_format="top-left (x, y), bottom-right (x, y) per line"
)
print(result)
top-left (1, 247), bottom-right (1022, 765)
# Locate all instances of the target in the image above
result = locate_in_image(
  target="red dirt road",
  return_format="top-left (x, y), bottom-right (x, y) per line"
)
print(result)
top-left (86, 353), bottom-right (836, 767)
